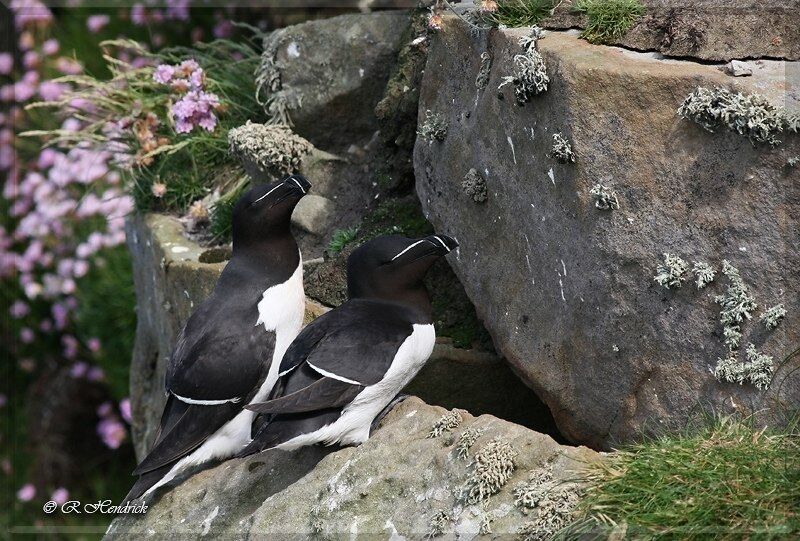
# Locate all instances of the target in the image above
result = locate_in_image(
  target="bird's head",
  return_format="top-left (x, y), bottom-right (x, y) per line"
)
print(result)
top-left (231, 175), bottom-right (311, 246)
top-left (346, 234), bottom-right (458, 315)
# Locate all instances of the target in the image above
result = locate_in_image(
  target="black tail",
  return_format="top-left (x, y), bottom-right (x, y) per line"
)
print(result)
top-left (235, 409), bottom-right (341, 458)
top-left (119, 462), bottom-right (174, 508)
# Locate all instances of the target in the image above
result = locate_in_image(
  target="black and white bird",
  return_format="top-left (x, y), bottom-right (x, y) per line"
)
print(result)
top-left (237, 233), bottom-right (458, 456)
top-left (122, 175), bottom-right (311, 503)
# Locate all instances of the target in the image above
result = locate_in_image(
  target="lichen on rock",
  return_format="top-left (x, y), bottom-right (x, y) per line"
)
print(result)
top-left (760, 304), bottom-right (786, 331)
top-left (475, 51), bottom-right (492, 90)
top-left (714, 260), bottom-right (757, 350)
top-left (228, 121), bottom-right (312, 179)
top-left (677, 86), bottom-right (794, 146)
top-left (461, 438), bottom-right (517, 504)
top-left (691, 261), bottom-right (716, 289)
top-left (462, 168), bottom-right (488, 203)
top-left (498, 30), bottom-right (549, 105)
top-left (589, 183), bottom-right (619, 210)
top-left (428, 410), bottom-right (463, 438)
top-left (550, 133), bottom-right (576, 164)
top-left (426, 509), bottom-right (451, 538)
top-left (417, 110), bottom-right (448, 142)
top-left (455, 427), bottom-right (484, 460)
top-left (513, 466), bottom-right (583, 540)
top-left (654, 253), bottom-right (689, 289)
top-left (714, 343), bottom-right (774, 390)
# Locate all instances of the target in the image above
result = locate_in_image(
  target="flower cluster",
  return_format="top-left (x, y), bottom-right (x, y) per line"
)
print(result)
top-left (153, 59), bottom-right (222, 133)
top-left (96, 401), bottom-right (128, 449)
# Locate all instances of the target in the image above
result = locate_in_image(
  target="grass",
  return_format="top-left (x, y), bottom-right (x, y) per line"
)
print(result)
top-left (484, 0), bottom-right (558, 27)
top-left (560, 415), bottom-right (800, 539)
top-left (573, 0), bottom-right (645, 44)
top-left (328, 226), bottom-right (360, 255)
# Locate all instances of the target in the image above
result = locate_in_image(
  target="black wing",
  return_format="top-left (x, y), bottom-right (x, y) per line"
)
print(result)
top-left (134, 295), bottom-right (275, 475)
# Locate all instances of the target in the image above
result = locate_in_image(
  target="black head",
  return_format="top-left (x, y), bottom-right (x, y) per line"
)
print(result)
top-left (347, 234), bottom-right (458, 318)
top-left (231, 174), bottom-right (311, 247)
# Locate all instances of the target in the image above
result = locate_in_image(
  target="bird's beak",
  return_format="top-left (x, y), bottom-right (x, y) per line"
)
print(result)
top-left (284, 174), bottom-right (311, 195)
top-left (425, 234), bottom-right (458, 255)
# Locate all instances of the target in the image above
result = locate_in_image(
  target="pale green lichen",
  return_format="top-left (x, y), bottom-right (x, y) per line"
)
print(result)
top-left (228, 122), bottom-right (312, 179)
top-left (479, 512), bottom-right (493, 535)
top-left (714, 260), bottom-right (757, 350)
top-left (428, 410), bottom-right (463, 438)
top-left (498, 30), bottom-right (549, 105)
top-left (589, 183), bottom-right (619, 210)
top-left (417, 110), bottom-right (448, 142)
top-left (788, 156), bottom-right (799, 167)
top-left (455, 427), bottom-right (484, 460)
top-left (760, 304), bottom-right (786, 331)
top-left (677, 86), bottom-right (795, 146)
top-left (255, 28), bottom-right (300, 125)
top-left (475, 51), bottom-right (492, 90)
top-left (551, 133), bottom-right (576, 164)
top-left (461, 438), bottom-right (517, 504)
top-left (462, 168), bottom-right (488, 203)
top-left (714, 343), bottom-right (774, 390)
top-left (654, 253), bottom-right (689, 289)
top-left (513, 468), bottom-right (583, 539)
top-left (692, 261), bottom-right (716, 289)
top-left (426, 509), bottom-right (451, 538)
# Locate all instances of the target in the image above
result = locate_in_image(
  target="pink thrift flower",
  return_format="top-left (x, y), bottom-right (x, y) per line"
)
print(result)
top-left (55, 57), bottom-right (82, 75)
top-left (166, 0), bottom-right (190, 21)
top-left (97, 401), bottom-right (113, 418)
top-left (87, 366), bottom-right (105, 382)
top-left (20, 327), bottom-right (34, 343)
top-left (51, 487), bottom-right (69, 505)
top-left (39, 319), bottom-right (52, 332)
top-left (70, 361), bottom-right (88, 378)
top-left (9, 300), bottom-right (30, 318)
top-left (73, 260), bottom-right (90, 278)
top-left (86, 14), bottom-right (110, 33)
top-left (151, 182), bottom-right (167, 198)
top-left (87, 337), bottom-right (101, 352)
top-left (97, 418), bottom-right (127, 449)
top-left (0, 53), bottom-right (14, 75)
top-left (42, 39), bottom-right (59, 56)
top-left (119, 398), bottom-right (132, 424)
top-left (11, 0), bottom-right (53, 29)
top-left (16, 483), bottom-right (36, 502)
top-left (52, 303), bottom-right (69, 329)
top-left (213, 19), bottom-right (234, 39)
top-left (130, 4), bottom-right (147, 25)
top-left (38, 80), bottom-right (68, 101)
top-left (153, 64), bottom-right (175, 84)
top-left (22, 50), bottom-right (39, 69)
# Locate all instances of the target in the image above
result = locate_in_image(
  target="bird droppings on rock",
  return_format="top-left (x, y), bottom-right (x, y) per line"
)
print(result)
top-left (654, 253), bottom-right (689, 289)
top-left (227, 122), bottom-right (312, 180)
top-left (760, 303), bottom-right (786, 331)
top-left (498, 30), bottom-right (549, 105)
top-left (428, 410), bottom-right (463, 438)
top-left (677, 86), bottom-right (796, 146)
top-left (691, 261), bottom-right (716, 289)
top-left (462, 168), bottom-right (488, 203)
top-left (417, 110), bottom-right (448, 142)
top-left (461, 438), bottom-right (517, 504)
top-left (589, 183), bottom-right (619, 210)
top-left (550, 133), bottom-right (576, 164)
top-left (455, 427), bottom-right (484, 460)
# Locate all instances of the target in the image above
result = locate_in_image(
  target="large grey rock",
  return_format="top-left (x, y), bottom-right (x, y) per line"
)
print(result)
top-left (540, 0), bottom-right (799, 62)
top-left (414, 18), bottom-right (799, 448)
top-left (126, 213), bottom-right (558, 459)
top-left (291, 193), bottom-right (336, 235)
top-left (105, 397), bottom-right (600, 539)
top-left (259, 11), bottom-right (410, 150)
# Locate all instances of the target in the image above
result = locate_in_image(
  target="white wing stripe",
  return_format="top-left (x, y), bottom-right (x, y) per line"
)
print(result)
top-left (172, 391), bottom-right (242, 405)
top-left (307, 362), bottom-right (362, 385)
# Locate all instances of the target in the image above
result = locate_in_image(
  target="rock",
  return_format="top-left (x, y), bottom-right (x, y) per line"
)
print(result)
top-left (105, 397), bottom-right (600, 538)
top-left (291, 194), bottom-right (336, 235)
top-left (126, 213), bottom-right (559, 459)
top-left (541, 0), bottom-right (799, 62)
top-left (258, 11), bottom-right (411, 150)
top-left (725, 59), bottom-right (753, 76)
top-left (414, 17), bottom-right (800, 448)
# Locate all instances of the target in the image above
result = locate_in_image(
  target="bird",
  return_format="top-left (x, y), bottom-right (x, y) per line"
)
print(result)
top-left (237, 233), bottom-right (459, 456)
top-left (122, 174), bottom-right (312, 503)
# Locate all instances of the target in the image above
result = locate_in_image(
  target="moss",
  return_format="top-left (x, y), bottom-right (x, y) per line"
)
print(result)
top-left (573, 0), bottom-right (645, 44)
top-left (462, 168), bottom-right (488, 203)
top-left (498, 30), bottom-right (549, 105)
top-left (589, 184), bottom-right (619, 210)
top-left (417, 110), bottom-right (448, 143)
top-left (461, 438), bottom-right (517, 504)
top-left (677, 86), bottom-right (793, 146)
top-left (691, 261), bottom-right (715, 289)
top-left (550, 133), bottom-right (576, 164)
top-left (653, 253), bottom-right (689, 289)
top-left (760, 304), bottom-right (786, 331)
top-left (428, 410), bottom-right (463, 438)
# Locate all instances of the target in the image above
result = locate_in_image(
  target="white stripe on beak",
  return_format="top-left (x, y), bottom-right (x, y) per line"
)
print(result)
top-left (290, 177), bottom-right (306, 194)
top-left (431, 236), bottom-right (450, 251)
top-left (252, 183), bottom-right (283, 205)
top-left (390, 239), bottom-right (428, 261)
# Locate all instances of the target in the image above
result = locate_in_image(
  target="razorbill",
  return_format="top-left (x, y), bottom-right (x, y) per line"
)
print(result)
top-left (122, 174), bottom-right (311, 503)
top-left (237, 233), bottom-right (458, 456)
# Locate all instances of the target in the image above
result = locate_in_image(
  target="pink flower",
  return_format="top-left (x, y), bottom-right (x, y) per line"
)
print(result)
top-left (52, 303), bottom-right (69, 329)
top-left (213, 19), bottom-right (234, 39)
top-left (51, 487), bottom-right (69, 505)
top-left (153, 64), bottom-right (175, 84)
top-left (87, 366), bottom-right (105, 381)
top-left (165, 0), bottom-right (190, 21)
top-left (87, 336), bottom-right (101, 352)
top-left (38, 81), bottom-right (68, 101)
top-left (55, 57), bottom-right (82, 75)
top-left (97, 418), bottom-right (127, 449)
top-left (17, 483), bottom-right (36, 502)
top-left (70, 361), bottom-right (88, 378)
top-left (151, 182), bottom-right (167, 198)
top-left (86, 14), bottom-right (110, 33)
top-left (97, 401), bottom-right (113, 418)
top-left (22, 50), bottom-right (39, 69)
top-left (9, 300), bottom-right (29, 318)
top-left (11, 0), bottom-right (53, 29)
top-left (73, 260), bottom-right (90, 278)
top-left (0, 53), bottom-right (14, 75)
top-left (130, 4), bottom-right (147, 25)
top-left (172, 90), bottom-right (220, 134)
top-left (42, 39), bottom-right (59, 56)
top-left (20, 327), bottom-right (34, 343)
top-left (119, 398), bottom-right (132, 424)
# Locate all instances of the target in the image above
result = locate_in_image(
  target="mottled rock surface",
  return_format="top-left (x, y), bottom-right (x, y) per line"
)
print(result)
top-left (414, 18), bottom-right (799, 448)
top-left (105, 398), bottom-right (599, 539)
